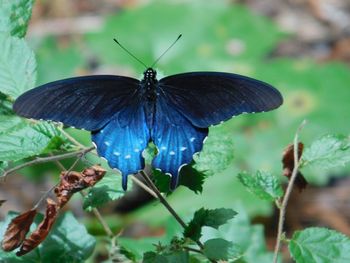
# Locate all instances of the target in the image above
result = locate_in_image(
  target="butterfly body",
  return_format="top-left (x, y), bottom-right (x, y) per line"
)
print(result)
top-left (13, 67), bottom-right (283, 190)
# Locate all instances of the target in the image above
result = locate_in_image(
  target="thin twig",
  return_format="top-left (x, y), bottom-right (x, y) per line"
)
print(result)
top-left (139, 170), bottom-right (205, 250)
top-left (80, 191), bottom-right (114, 237)
top-left (273, 120), bottom-right (307, 263)
top-left (1, 146), bottom-right (95, 179)
top-left (58, 126), bottom-right (86, 149)
top-left (183, 246), bottom-right (203, 254)
top-left (130, 175), bottom-right (157, 198)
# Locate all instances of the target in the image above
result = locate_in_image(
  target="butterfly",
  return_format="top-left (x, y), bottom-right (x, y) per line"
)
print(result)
top-left (13, 38), bottom-right (283, 190)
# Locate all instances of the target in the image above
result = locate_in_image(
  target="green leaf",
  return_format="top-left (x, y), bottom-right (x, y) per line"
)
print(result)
top-left (153, 164), bottom-right (206, 194)
top-left (203, 238), bottom-right (242, 261)
top-left (193, 130), bottom-right (235, 176)
top-left (201, 207), bottom-right (278, 263)
top-left (289, 227), bottom-right (350, 263)
top-left (0, 0), bottom-right (34, 38)
top-left (237, 171), bottom-right (283, 201)
top-left (143, 250), bottom-right (189, 263)
top-left (184, 208), bottom-right (237, 241)
top-left (83, 171), bottom-right (124, 211)
top-left (302, 135), bottom-right (350, 171)
top-left (0, 33), bottom-right (36, 99)
top-left (0, 116), bottom-right (66, 163)
top-left (0, 211), bottom-right (96, 263)
top-left (0, 117), bottom-right (56, 162)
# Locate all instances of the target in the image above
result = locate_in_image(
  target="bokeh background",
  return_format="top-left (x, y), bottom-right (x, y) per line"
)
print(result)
top-left (1, 0), bottom-right (350, 262)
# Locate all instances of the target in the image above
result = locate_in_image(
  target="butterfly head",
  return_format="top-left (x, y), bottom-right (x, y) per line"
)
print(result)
top-left (144, 68), bottom-right (157, 81)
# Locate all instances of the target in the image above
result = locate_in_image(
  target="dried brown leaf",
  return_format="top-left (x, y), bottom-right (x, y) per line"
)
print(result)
top-left (54, 165), bottom-right (106, 207)
top-left (282, 142), bottom-right (308, 191)
top-left (17, 199), bottom-right (59, 256)
top-left (2, 209), bottom-right (37, 251)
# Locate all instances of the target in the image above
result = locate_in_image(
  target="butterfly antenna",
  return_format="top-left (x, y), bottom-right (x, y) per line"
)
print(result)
top-left (151, 34), bottom-right (182, 68)
top-left (113, 38), bottom-right (148, 68)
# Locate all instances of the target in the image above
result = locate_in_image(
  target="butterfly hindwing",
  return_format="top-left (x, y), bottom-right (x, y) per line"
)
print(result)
top-left (13, 75), bottom-right (140, 131)
top-left (152, 95), bottom-right (208, 189)
top-left (92, 100), bottom-right (150, 190)
top-left (159, 72), bottom-right (283, 128)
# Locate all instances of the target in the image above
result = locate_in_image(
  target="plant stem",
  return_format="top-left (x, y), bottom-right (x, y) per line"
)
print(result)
top-left (273, 120), bottom-right (307, 263)
top-left (1, 146), bottom-right (95, 179)
top-left (130, 175), bottom-right (157, 198)
top-left (139, 170), bottom-right (205, 250)
top-left (58, 126), bottom-right (86, 149)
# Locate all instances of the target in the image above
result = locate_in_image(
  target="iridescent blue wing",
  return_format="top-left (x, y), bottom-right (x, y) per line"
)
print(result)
top-left (159, 72), bottom-right (283, 128)
top-left (92, 98), bottom-right (150, 190)
top-left (13, 75), bottom-right (140, 131)
top-left (152, 95), bottom-right (208, 189)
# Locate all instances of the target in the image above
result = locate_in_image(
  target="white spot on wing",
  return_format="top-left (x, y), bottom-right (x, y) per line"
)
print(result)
top-left (161, 146), bottom-right (167, 150)
top-left (104, 141), bottom-right (111, 146)
top-left (113, 151), bottom-right (120, 156)
top-left (134, 148), bottom-right (140, 152)
top-left (190, 137), bottom-right (196, 142)
top-left (125, 154), bottom-right (131, 159)
top-left (169, 151), bottom-right (175, 155)
top-left (180, 147), bottom-right (187, 151)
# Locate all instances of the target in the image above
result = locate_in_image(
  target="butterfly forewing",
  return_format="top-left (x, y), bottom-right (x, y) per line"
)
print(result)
top-left (159, 72), bottom-right (283, 128)
top-left (13, 75), bottom-right (140, 131)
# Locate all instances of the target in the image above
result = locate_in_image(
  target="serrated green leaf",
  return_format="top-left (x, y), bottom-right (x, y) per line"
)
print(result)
top-left (302, 135), bottom-right (350, 171)
top-left (237, 171), bottom-right (283, 201)
top-left (0, 0), bottom-right (34, 38)
top-left (203, 238), bottom-right (242, 261)
top-left (0, 211), bottom-right (95, 263)
top-left (193, 130), bottom-right (235, 176)
top-left (201, 207), bottom-right (279, 263)
top-left (0, 116), bottom-right (65, 162)
top-left (0, 118), bottom-right (52, 162)
top-left (153, 164), bottom-right (206, 194)
top-left (83, 171), bottom-right (124, 211)
top-left (184, 208), bottom-right (237, 241)
top-left (0, 34), bottom-right (36, 99)
top-left (289, 227), bottom-right (350, 263)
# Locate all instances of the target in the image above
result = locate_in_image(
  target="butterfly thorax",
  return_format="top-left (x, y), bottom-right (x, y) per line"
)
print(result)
top-left (141, 68), bottom-right (158, 102)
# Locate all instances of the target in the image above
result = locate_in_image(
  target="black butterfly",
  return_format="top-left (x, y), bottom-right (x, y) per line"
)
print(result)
top-left (13, 39), bottom-right (283, 190)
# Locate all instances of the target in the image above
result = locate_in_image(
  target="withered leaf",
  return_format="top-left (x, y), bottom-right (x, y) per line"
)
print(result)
top-left (17, 199), bottom-right (59, 256)
top-left (54, 165), bottom-right (106, 207)
top-left (2, 209), bottom-right (37, 251)
top-left (282, 142), bottom-right (308, 191)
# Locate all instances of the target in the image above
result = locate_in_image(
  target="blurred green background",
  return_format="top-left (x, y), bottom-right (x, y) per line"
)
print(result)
top-left (1, 0), bottom-right (350, 261)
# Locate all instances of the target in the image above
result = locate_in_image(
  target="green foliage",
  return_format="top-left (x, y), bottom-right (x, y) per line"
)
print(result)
top-left (201, 208), bottom-right (277, 263)
top-left (302, 135), bottom-right (350, 171)
top-left (83, 171), bottom-right (124, 211)
top-left (0, 0), bottom-right (34, 38)
top-left (143, 251), bottom-right (189, 263)
top-left (153, 164), bottom-right (206, 194)
top-left (237, 171), bottom-right (283, 201)
top-left (203, 238), bottom-right (242, 261)
top-left (0, 33), bottom-right (36, 99)
top-left (193, 130), bottom-right (235, 176)
top-left (0, 116), bottom-right (65, 162)
top-left (184, 208), bottom-right (237, 241)
top-left (289, 227), bottom-right (350, 263)
top-left (0, 212), bottom-right (96, 263)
